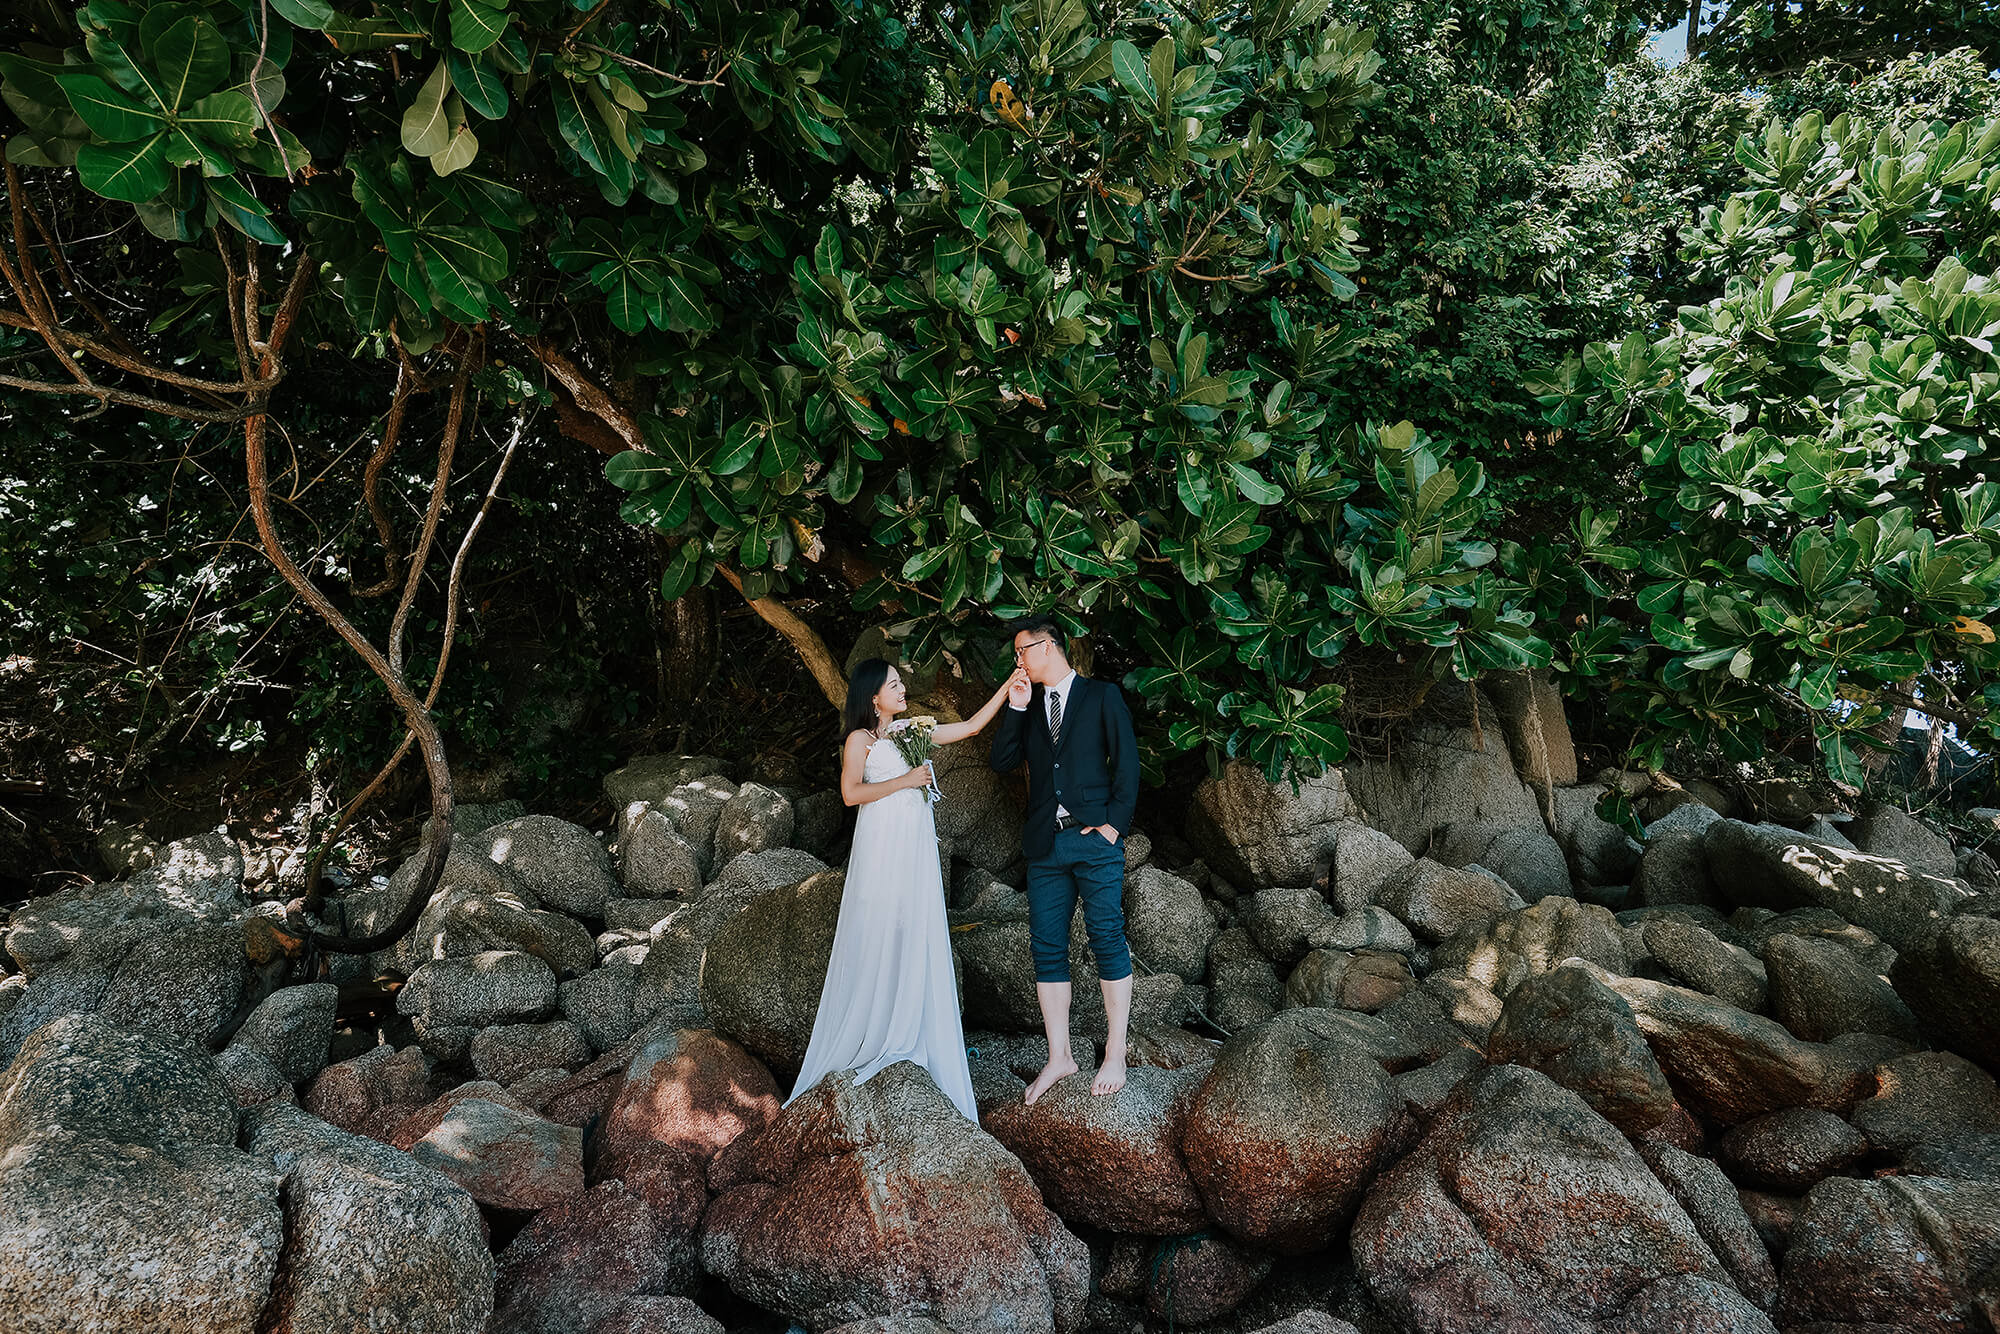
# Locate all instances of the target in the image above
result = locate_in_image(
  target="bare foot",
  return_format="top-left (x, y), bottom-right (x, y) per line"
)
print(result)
top-left (1023, 1056), bottom-right (1078, 1105)
top-left (1091, 1048), bottom-right (1127, 1096)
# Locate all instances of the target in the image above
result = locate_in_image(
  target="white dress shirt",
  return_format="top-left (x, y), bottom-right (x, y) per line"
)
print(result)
top-left (1010, 669), bottom-right (1078, 824)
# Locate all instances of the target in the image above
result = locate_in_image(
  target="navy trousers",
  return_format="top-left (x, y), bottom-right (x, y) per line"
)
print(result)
top-left (1025, 826), bottom-right (1133, 984)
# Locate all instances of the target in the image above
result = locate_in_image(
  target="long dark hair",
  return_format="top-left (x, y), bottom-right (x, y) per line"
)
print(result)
top-left (842, 658), bottom-right (896, 739)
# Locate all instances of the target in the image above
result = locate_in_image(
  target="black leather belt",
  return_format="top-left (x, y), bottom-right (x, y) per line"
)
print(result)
top-left (1054, 813), bottom-right (1080, 832)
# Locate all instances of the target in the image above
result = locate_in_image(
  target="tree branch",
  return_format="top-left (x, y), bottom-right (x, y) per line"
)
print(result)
top-left (715, 563), bottom-right (847, 708)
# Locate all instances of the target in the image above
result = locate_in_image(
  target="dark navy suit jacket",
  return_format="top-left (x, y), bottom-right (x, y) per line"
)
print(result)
top-left (989, 675), bottom-right (1139, 860)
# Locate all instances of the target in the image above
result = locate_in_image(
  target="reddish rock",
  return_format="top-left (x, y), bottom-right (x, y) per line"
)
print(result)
top-left (1736, 1189), bottom-right (1801, 1255)
top-left (1126, 1024), bottom-right (1219, 1070)
top-left (591, 1139), bottom-right (707, 1236)
top-left (410, 1097), bottom-right (585, 1211)
top-left (492, 1180), bottom-right (697, 1334)
top-left (1353, 1064), bottom-right (1753, 1334)
top-left (1778, 1175), bottom-right (2000, 1331)
top-left (1716, 1109), bottom-right (1867, 1192)
top-left (598, 1028), bottom-right (779, 1166)
top-left (301, 1043), bottom-right (437, 1135)
top-left (387, 1080), bottom-right (537, 1150)
top-left (983, 1065), bottom-right (1207, 1234)
top-left (1102, 1233), bottom-right (1274, 1324)
top-left (589, 1296), bottom-right (725, 1334)
top-left (700, 1063), bottom-right (1088, 1333)
top-left (1179, 1009), bottom-right (1404, 1253)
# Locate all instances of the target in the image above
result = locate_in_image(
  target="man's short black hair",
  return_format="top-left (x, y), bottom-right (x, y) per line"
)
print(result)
top-left (1007, 614), bottom-right (1067, 655)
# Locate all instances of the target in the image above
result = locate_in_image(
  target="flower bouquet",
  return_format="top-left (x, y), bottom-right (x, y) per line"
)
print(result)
top-left (888, 716), bottom-right (944, 805)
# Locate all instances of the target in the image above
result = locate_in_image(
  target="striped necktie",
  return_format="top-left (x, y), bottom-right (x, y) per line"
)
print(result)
top-left (1048, 687), bottom-right (1063, 749)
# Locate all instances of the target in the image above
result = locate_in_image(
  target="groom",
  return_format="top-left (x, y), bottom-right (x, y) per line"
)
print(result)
top-left (990, 615), bottom-right (1139, 1102)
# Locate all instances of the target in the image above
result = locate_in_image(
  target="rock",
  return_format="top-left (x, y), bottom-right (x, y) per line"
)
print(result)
top-left (1330, 819), bottom-right (1414, 913)
top-left (1179, 1009), bottom-right (1405, 1254)
top-left (1352, 1063), bottom-right (1748, 1334)
top-left (1604, 1274), bottom-right (1779, 1332)
top-left (1487, 964), bottom-right (1675, 1134)
top-left (1633, 802), bottom-right (1725, 909)
top-left (1735, 1189), bottom-right (1800, 1255)
top-left (1902, 1134), bottom-right (2000, 1182)
top-left (1849, 1050), bottom-right (2000, 1158)
top-left (1204, 927), bottom-right (1283, 1032)
top-left (1394, 1046), bottom-right (1488, 1118)
top-left (5, 860), bottom-right (243, 980)
top-left (1588, 967), bottom-right (1869, 1125)
top-left (244, 1101), bottom-right (494, 1334)
top-left (1101, 1233), bottom-right (1276, 1325)
top-left (1342, 689), bottom-right (1545, 854)
top-left (1734, 906), bottom-right (1897, 973)
top-left (125, 830), bottom-right (247, 908)
top-left (301, 1043), bottom-right (436, 1136)
top-left (562, 960), bottom-right (642, 1053)
top-left (399, 951), bottom-right (559, 1030)
top-left (983, 1065), bottom-right (1208, 1234)
top-left (1644, 916), bottom-right (1767, 1012)
top-left (707, 845), bottom-right (830, 898)
top-left (1486, 668), bottom-right (1578, 788)
top-left (702, 1063), bottom-right (1089, 1332)
top-left (635, 888), bottom-right (760, 1026)
top-left (1703, 819), bottom-right (1973, 951)
top-left (603, 755), bottom-right (731, 823)
top-left (1433, 821), bottom-right (1575, 902)
top-left (217, 1043), bottom-right (296, 1106)
top-left (387, 1081), bottom-right (538, 1148)
top-left (470, 815), bottom-right (619, 918)
top-left (1376, 859), bottom-right (1517, 946)
top-left (1429, 895), bottom-right (1626, 996)
top-left (698, 869), bottom-right (844, 1072)
top-left (790, 790), bottom-right (845, 863)
top-left (228, 981), bottom-right (337, 1083)
top-left (1638, 1140), bottom-right (1779, 1313)
top-left (1551, 783), bottom-right (1645, 888)
top-left (1123, 865), bottom-right (1216, 981)
top-left (96, 820), bottom-right (160, 876)
top-left (950, 896), bottom-right (1166, 1037)
top-left (410, 1097), bottom-right (585, 1210)
top-left (1126, 1024), bottom-right (1221, 1071)
top-left (492, 1180), bottom-right (697, 1334)
top-left (927, 709), bottom-right (1026, 872)
top-left (590, 1296), bottom-right (725, 1334)
top-left (1716, 1109), bottom-right (1868, 1192)
top-left (619, 810), bottom-right (703, 899)
top-left (1241, 885), bottom-right (1339, 966)
top-left (471, 1020), bottom-right (592, 1084)
top-left (1777, 1175), bottom-right (2000, 1331)
top-left (1890, 910), bottom-right (2000, 1067)
top-left (1763, 933), bottom-right (1919, 1044)
top-left (1186, 761), bottom-right (1360, 890)
top-left (655, 777), bottom-right (739, 878)
top-left (712, 782), bottom-right (794, 863)
top-left (1846, 801), bottom-right (1958, 880)
top-left (1283, 948), bottom-right (1415, 1013)
top-left (598, 1027), bottom-right (781, 1166)
top-left (1242, 1317), bottom-right (1362, 1334)
top-left (0, 1014), bottom-right (283, 1334)
top-left (1309, 905), bottom-right (1418, 955)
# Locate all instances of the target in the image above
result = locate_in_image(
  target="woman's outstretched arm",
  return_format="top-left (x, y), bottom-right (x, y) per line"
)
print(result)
top-left (933, 669), bottom-right (1029, 746)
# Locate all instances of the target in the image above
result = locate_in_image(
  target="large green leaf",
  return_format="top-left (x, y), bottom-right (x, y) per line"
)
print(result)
top-left (179, 90), bottom-right (259, 147)
top-left (55, 74), bottom-right (161, 142)
top-left (153, 16), bottom-right (230, 114)
top-left (75, 134), bottom-right (169, 201)
top-left (448, 0), bottom-right (509, 54)
top-left (446, 51), bottom-right (509, 120)
top-left (401, 62), bottom-right (454, 158)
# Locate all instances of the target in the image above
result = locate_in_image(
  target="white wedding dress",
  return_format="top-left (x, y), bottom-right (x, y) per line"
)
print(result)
top-left (785, 735), bottom-right (979, 1122)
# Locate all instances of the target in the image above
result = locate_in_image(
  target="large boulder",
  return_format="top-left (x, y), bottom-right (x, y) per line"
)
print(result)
top-left (597, 1026), bottom-right (781, 1167)
top-left (618, 809), bottom-right (703, 899)
top-left (1551, 784), bottom-right (1645, 888)
top-left (604, 755), bottom-right (730, 819)
top-left (698, 869), bottom-right (845, 1072)
top-left (1763, 932), bottom-right (1919, 1044)
top-left (1777, 1175), bottom-right (2000, 1331)
top-left (492, 1180), bottom-right (698, 1334)
top-left (701, 1063), bottom-right (1090, 1332)
top-left (1123, 865), bottom-right (1216, 981)
top-left (227, 981), bottom-right (338, 1084)
top-left (1716, 1109), bottom-right (1868, 1192)
top-left (1352, 1064), bottom-right (1765, 1334)
top-left (1178, 1009), bottom-right (1406, 1254)
top-left (1637, 1140), bottom-right (1779, 1314)
top-left (1632, 802), bottom-right (1724, 909)
top-left (713, 782), bottom-right (795, 863)
top-left (408, 1097), bottom-right (586, 1210)
top-left (1186, 761), bottom-right (1361, 890)
top-left (471, 1020), bottom-right (592, 1084)
top-left (1642, 916), bottom-right (1767, 1013)
top-left (983, 1065), bottom-right (1208, 1234)
top-left (5, 830), bottom-right (247, 976)
top-left (1431, 821), bottom-right (1575, 903)
top-left (1584, 966), bottom-right (1870, 1125)
top-left (398, 950), bottom-right (559, 1031)
top-left (1485, 668), bottom-right (1577, 788)
top-left (1428, 895), bottom-right (1626, 996)
top-left (0, 1014), bottom-right (283, 1334)
top-left (1240, 885), bottom-right (1339, 966)
top-left (244, 1101), bottom-right (495, 1334)
top-left (1328, 819), bottom-right (1415, 912)
top-left (470, 815), bottom-right (619, 918)
top-left (1341, 688), bottom-right (1545, 858)
top-left (1375, 859), bottom-right (1517, 946)
top-left (1282, 948), bottom-right (1415, 1014)
top-left (1487, 964), bottom-right (1674, 1134)
top-left (374, 839), bottom-right (597, 979)
top-left (1848, 1050), bottom-right (2000, 1159)
top-left (1891, 909), bottom-right (2000, 1067)
top-left (1846, 801), bottom-right (1958, 880)
top-left (1204, 926), bottom-right (1283, 1032)
top-left (1702, 820), bottom-right (1974, 951)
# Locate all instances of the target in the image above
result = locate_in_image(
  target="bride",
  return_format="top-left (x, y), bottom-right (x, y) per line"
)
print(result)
top-left (785, 657), bottom-right (1023, 1123)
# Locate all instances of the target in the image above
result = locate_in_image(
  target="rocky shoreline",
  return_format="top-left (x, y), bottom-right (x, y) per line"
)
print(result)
top-left (3, 683), bottom-right (1997, 1333)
